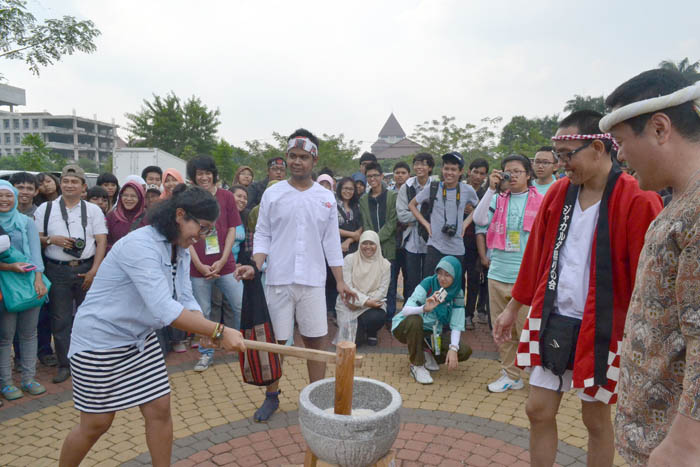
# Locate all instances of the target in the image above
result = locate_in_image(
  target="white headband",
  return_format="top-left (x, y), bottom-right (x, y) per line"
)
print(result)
top-left (600, 82), bottom-right (700, 133)
top-left (287, 137), bottom-right (318, 159)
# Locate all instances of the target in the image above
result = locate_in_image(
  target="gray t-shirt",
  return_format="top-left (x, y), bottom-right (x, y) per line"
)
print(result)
top-left (415, 181), bottom-right (479, 255)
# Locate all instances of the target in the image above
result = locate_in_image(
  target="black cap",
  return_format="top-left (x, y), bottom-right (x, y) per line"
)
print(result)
top-left (442, 151), bottom-right (464, 169)
top-left (359, 152), bottom-right (377, 164)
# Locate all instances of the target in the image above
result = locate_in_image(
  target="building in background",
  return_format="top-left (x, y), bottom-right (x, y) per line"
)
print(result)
top-left (0, 84), bottom-right (118, 166)
top-left (370, 113), bottom-right (423, 159)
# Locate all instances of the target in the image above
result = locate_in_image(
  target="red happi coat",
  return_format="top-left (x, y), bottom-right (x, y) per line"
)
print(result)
top-left (512, 174), bottom-right (662, 404)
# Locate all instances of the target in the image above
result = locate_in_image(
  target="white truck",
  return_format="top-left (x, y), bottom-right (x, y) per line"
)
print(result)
top-left (112, 148), bottom-right (187, 185)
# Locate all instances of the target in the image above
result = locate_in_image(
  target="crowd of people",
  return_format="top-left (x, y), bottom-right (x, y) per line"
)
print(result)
top-left (0, 67), bottom-right (698, 466)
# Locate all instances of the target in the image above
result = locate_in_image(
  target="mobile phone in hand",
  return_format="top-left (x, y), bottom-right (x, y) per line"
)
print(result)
top-left (22, 264), bottom-right (37, 272)
top-left (436, 288), bottom-right (447, 303)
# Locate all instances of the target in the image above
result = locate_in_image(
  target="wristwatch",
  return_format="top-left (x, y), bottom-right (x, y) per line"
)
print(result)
top-left (46, 237), bottom-right (52, 245)
top-left (448, 344), bottom-right (459, 352)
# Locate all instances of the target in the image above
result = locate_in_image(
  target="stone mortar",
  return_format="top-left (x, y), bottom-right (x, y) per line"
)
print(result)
top-left (298, 377), bottom-right (402, 467)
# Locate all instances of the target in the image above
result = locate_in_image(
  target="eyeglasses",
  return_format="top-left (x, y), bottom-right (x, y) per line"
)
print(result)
top-left (533, 159), bottom-right (555, 166)
top-left (413, 161), bottom-right (429, 167)
top-left (504, 169), bottom-right (527, 176)
top-left (366, 173), bottom-right (382, 179)
top-left (187, 215), bottom-right (215, 236)
top-left (555, 141), bottom-right (592, 163)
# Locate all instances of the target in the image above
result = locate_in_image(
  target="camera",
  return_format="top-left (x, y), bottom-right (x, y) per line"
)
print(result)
top-left (441, 224), bottom-right (457, 237)
top-left (501, 172), bottom-right (511, 181)
top-left (64, 237), bottom-right (86, 258)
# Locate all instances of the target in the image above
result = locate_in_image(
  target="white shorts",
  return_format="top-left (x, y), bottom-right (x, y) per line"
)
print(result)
top-left (529, 366), bottom-right (597, 402)
top-left (264, 284), bottom-right (327, 341)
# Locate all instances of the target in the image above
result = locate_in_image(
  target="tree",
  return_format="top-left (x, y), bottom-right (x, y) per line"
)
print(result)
top-left (563, 95), bottom-right (606, 114)
top-left (659, 57), bottom-right (700, 82)
top-left (0, 133), bottom-right (64, 170)
top-left (410, 116), bottom-right (501, 167)
top-left (497, 114), bottom-right (559, 158)
top-left (211, 139), bottom-right (237, 183)
top-left (0, 0), bottom-right (100, 80)
top-left (125, 92), bottom-right (220, 159)
top-left (77, 156), bottom-right (98, 174)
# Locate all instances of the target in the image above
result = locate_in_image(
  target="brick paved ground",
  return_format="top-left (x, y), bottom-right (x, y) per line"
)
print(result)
top-left (0, 319), bottom-right (629, 466)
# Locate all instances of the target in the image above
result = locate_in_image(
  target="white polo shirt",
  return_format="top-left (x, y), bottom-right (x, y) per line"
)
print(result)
top-left (34, 197), bottom-right (108, 261)
top-left (253, 180), bottom-right (343, 287)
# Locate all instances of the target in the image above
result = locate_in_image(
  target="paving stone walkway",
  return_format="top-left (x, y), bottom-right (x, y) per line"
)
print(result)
top-left (0, 320), bottom-right (629, 466)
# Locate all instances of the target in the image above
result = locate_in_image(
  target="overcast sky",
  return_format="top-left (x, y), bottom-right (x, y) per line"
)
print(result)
top-left (4, 0), bottom-right (699, 152)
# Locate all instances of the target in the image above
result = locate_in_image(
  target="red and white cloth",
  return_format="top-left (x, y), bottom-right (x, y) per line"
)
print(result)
top-left (551, 133), bottom-right (619, 151)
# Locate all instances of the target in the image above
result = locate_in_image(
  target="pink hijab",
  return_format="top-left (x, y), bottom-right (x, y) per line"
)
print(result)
top-left (160, 168), bottom-right (185, 200)
top-left (113, 182), bottom-right (146, 223)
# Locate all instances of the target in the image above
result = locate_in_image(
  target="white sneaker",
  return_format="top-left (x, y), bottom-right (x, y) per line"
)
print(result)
top-left (410, 364), bottom-right (434, 384)
top-left (423, 350), bottom-right (440, 371)
top-left (487, 370), bottom-right (524, 393)
top-left (194, 354), bottom-right (213, 372)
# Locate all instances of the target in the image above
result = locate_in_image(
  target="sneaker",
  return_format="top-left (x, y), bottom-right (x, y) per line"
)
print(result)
top-left (423, 350), bottom-right (440, 371)
top-left (465, 316), bottom-right (475, 330)
top-left (172, 342), bottom-right (187, 353)
top-left (193, 354), bottom-right (213, 372)
top-left (21, 381), bottom-right (46, 396)
top-left (410, 364), bottom-right (434, 384)
top-left (1, 384), bottom-right (23, 401)
top-left (52, 367), bottom-right (71, 384)
top-left (476, 313), bottom-right (489, 324)
top-left (367, 337), bottom-right (378, 347)
top-left (487, 370), bottom-right (524, 393)
top-left (38, 354), bottom-right (58, 367)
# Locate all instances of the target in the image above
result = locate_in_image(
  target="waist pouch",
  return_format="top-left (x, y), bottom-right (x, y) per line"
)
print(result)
top-left (540, 313), bottom-right (581, 388)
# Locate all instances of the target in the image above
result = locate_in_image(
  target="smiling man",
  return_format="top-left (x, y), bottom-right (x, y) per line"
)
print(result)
top-left (600, 69), bottom-right (700, 467)
top-left (493, 110), bottom-right (662, 466)
top-left (34, 165), bottom-right (108, 384)
top-left (243, 128), bottom-right (357, 422)
top-left (9, 172), bottom-right (39, 217)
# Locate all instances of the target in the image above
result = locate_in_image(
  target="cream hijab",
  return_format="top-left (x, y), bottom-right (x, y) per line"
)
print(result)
top-left (350, 230), bottom-right (390, 294)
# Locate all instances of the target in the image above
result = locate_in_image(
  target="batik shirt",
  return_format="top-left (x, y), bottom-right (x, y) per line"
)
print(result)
top-left (616, 179), bottom-right (700, 465)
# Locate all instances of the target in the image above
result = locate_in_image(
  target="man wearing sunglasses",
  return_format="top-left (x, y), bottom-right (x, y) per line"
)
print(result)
top-left (493, 110), bottom-right (662, 467)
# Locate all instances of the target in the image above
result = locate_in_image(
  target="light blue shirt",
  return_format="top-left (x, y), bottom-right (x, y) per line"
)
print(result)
top-left (475, 191), bottom-right (530, 284)
top-left (5, 218), bottom-right (44, 272)
top-left (533, 175), bottom-right (557, 195)
top-left (391, 282), bottom-right (466, 333)
top-left (69, 226), bottom-right (201, 357)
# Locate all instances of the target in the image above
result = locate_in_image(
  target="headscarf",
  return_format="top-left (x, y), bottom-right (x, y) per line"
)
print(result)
top-left (233, 166), bottom-right (254, 186)
top-left (0, 180), bottom-right (30, 255)
top-left (124, 174), bottom-right (146, 188)
top-left (160, 168), bottom-right (185, 200)
top-left (418, 255), bottom-right (463, 325)
top-left (349, 230), bottom-right (390, 294)
top-left (352, 173), bottom-right (367, 184)
top-left (317, 174), bottom-right (336, 191)
top-left (113, 182), bottom-right (146, 224)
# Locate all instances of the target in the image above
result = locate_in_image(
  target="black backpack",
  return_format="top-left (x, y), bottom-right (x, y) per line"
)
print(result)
top-left (413, 180), bottom-right (440, 241)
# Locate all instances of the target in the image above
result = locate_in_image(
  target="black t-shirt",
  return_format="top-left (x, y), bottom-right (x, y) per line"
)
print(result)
top-left (338, 202), bottom-right (362, 254)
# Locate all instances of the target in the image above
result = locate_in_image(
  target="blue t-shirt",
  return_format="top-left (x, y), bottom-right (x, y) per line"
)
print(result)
top-left (475, 191), bottom-right (530, 283)
top-left (533, 176), bottom-right (557, 196)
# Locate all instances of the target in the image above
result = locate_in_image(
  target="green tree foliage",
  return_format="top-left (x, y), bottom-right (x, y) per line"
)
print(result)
top-left (0, 0), bottom-right (100, 79)
top-left (77, 156), bottom-right (98, 174)
top-left (659, 57), bottom-right (700, 82)
top-left (211, 139), bottom-right (237, 183)
top-left (563, 95), bottom-right (606, 114)
top-left (125, 92), bottom-right (220, 159)
top-left (0, 133), bottom-right (64, 170)
top-left (497, 114), bottom-right (559, 158)
top-left (410, 116), bottom-right (501, 168)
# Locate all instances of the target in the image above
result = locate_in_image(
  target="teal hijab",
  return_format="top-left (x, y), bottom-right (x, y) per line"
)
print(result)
top-left (418, 255), bottom-right (463, 325)
top-left (0, 180), bottom-right (31, 256)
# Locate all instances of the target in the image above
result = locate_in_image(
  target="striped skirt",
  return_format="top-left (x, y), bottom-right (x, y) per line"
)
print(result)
top-left (70, 332), bottom-right (170, 413)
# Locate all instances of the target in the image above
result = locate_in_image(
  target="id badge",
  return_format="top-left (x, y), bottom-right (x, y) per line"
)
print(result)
top-left (204, 230), bottom-right (220, 255)
top-left (505, 230), bottom-right (521, 252)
